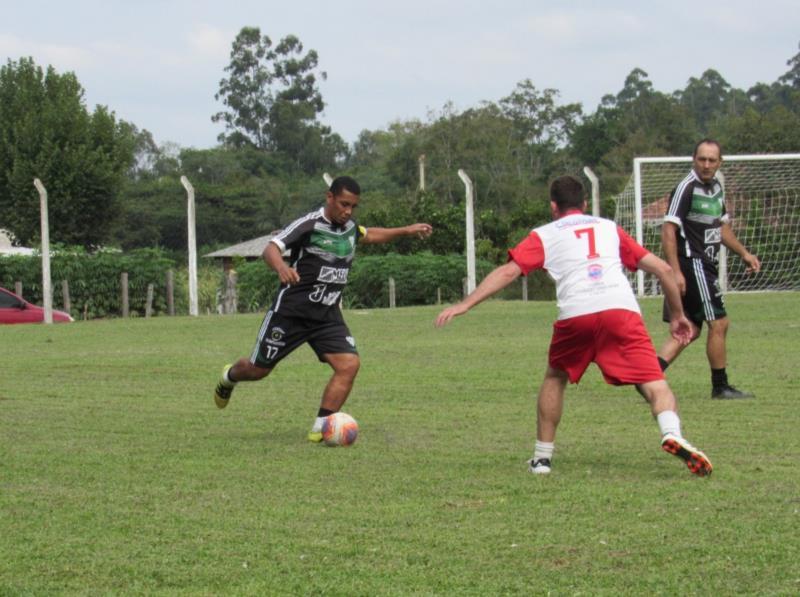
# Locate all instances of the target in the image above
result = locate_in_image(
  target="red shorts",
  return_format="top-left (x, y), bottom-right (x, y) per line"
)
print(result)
top-left (548, 309), bottom-right (664, 385)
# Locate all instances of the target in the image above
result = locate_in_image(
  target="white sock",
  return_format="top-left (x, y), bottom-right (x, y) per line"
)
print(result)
top-left (657, 410), bottom-right (682, 438)
top-left (311, 416), bottom-right (325, 433)
top-left (222, 367), bottom-right (237, 387)
top-left (534, 441), bottom-right (554, 461)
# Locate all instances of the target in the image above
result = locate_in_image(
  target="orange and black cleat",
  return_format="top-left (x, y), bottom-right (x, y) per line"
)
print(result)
top-left (661, 434), bottom-right (713, 477)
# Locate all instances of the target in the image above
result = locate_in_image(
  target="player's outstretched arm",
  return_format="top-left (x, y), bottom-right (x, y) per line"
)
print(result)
top-left (721, 222), bottom-right (761, 274)
top-left (360, 223), bottom-right (432, 245)
top-left (435, 261), bottom-right (522, 328)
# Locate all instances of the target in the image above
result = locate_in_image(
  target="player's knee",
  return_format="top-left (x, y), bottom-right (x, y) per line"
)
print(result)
top-left (234, 359), bottom-right (271, 381)
top-left (708, 317), bottom-right (729, 336)
top-left (335, 355), bottom-right (360, 379)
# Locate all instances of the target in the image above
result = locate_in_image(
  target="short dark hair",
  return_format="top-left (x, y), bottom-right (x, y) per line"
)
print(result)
top-left (549, 175), bottom-right (586, 212)
top-left (329, 176), bottom-right (361, 197)
top-left (693, 138), bottom-right (722, 158)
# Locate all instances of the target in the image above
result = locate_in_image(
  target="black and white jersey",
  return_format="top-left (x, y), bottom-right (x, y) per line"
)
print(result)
top-left (269, 208), bottom-right (365, 322)
top-left (664, 169), bottom-right (730, 265)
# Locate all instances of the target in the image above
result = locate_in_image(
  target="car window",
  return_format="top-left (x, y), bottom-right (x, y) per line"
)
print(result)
top-left (0, 289), bottom-right (22, 308)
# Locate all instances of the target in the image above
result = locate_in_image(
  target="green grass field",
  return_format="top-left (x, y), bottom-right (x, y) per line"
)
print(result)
top-left (2, 293), bottom-right (799, 595)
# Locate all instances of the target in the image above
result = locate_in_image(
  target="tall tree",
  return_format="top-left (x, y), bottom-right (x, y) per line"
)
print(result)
top-left (778, 42), bottom-right (800, 89)
top-left (499, 80), bottom-right (582, 180)
top-left (0, 57), bottom-right (135, 247)
top-left (212, 27), bottom-right (345, 173)
top-left (676, 69), bottom-right (737, 129)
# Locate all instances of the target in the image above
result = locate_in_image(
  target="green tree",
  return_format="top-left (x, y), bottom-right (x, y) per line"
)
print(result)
top-left (0, 57), bottom-right (135, 247)
top-left (569, 109), bottom-right (618, 167)
top-left (212, 27), bottom-right (345, 173)
top-left (713, 105), bottom-right (800, 153)
top-left (676, 69), bottom-right (745, 129)
top-left (778, 42), bottom-right (800, 90)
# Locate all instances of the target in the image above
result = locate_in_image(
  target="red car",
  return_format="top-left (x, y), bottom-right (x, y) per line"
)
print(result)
top-left (0, 286), bottom-right (73, 324)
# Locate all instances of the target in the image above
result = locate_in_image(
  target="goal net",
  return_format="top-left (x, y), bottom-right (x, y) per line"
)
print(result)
top-left (613, 153), bottom-right (800, 296)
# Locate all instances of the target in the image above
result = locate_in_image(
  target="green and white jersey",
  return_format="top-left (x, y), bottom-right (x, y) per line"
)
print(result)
top-left (664, 170), bottom-right (730, 265)
top-left (269, 208), bottom-right (365, 322)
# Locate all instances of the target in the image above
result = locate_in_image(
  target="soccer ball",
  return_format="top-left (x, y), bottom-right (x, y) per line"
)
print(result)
top-left (322, 412), bottom-right (359, 447)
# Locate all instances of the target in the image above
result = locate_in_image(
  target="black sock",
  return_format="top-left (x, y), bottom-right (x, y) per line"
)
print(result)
top-left (658, 357), bottom-right (669, 372)
top-left (317, 407), bottom-right (334, 418)
top-left (711, 368), bottom-right (728, 389)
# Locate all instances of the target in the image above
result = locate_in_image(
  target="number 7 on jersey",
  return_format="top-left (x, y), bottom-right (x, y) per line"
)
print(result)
top-left (574, 227), bottom-right (600, 259)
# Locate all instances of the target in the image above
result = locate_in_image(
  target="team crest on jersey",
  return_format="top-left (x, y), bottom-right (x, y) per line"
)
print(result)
top-left (705, 227), bottom-right (721, 244)
top-left (588, 263), bottom-right (604, 281)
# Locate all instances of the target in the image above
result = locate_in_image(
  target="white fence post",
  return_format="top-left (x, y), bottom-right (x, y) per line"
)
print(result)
top-left (121, 272), bottom-right (129, 318)
top-left (457, 169), bottom-right (476, 294)
top-left (33, 178), bottom-right (53, 324)
top-left (145, 284), bottom-right (154, 318)
top-left (180, 176), bottom-right (199, 317)
top-left (583, 166), bottom-right (600, 217)
top-left (388, 277), bottom-right (396, 308)
top-left (633, 159), bottom-right (645, 296)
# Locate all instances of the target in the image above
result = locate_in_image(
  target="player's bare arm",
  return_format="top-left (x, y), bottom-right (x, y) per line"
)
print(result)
top-left (361, 223), bottom-right (433, 245)
top-left (660, 222), bottom-right (686, 294)
top-left (435, 261), bottom-right (522, 328)
top-left (637, 253), bottom-right (693, 345)
top-left (721, 223), bottom-right (761, 274)
top-left (263, 242), bottom-right (300, 286)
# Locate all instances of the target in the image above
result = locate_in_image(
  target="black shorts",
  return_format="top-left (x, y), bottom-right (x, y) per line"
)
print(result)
top-left (249, 310), bottom-right (358, 369)
top-left (663, 256), bottom-right (726, 328)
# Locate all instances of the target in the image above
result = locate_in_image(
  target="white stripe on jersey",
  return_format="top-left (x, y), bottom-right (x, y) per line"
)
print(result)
top-left (691, 258), bottom-right (715, 321)
top-left (273, 208), bottom-right (324, 244)
top-left (272, 247), bottom-right (305, 313)
top-left (666, 171), bottom-right (696, 258)
top-left (273, 287), bottom-right (287, 313)
top-left (250, 310), bottom-right (274, 364)
top-left (666, 171), bottom-right (696, 219)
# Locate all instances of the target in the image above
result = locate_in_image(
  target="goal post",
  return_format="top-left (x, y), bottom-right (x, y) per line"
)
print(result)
top-left (614, 153), bottom-right (800, 296)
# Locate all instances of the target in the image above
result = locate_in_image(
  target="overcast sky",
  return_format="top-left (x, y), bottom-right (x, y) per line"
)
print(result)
top-left (2, 0), bottom-right (798, 149)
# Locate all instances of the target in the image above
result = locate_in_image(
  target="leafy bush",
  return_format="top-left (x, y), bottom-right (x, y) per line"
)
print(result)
top-left (234, 259), bottom-right (282, 312)
top-left (172, 263), bottom-right (226, 316)
top-left (0, 247), bottom-right (175, 318)
top-left (0, 249), bottom-right (555, 319)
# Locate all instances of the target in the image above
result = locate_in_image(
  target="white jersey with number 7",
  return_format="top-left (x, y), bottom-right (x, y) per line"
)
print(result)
top-left (509, 212), bottom-right (647, 320)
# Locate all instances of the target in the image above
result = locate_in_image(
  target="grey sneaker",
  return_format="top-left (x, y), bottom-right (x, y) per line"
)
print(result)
top-left (527, 458), bottom-right (552, 475)
top-left (711, 384), bottom-right (754, 399)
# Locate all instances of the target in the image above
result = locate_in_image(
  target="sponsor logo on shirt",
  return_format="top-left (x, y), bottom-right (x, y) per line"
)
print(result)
top-left (588, 263), bottom-right (604, 281)
top-left (704, 227), bottom-right (721, 244)
top-left (318, 266), bottom-right (350, 284)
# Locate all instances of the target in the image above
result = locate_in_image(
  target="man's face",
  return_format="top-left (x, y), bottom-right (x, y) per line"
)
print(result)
top-left (325, 189), bottom-right (360, 225)
top-left (693, 143), bottom-right (722, 183)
